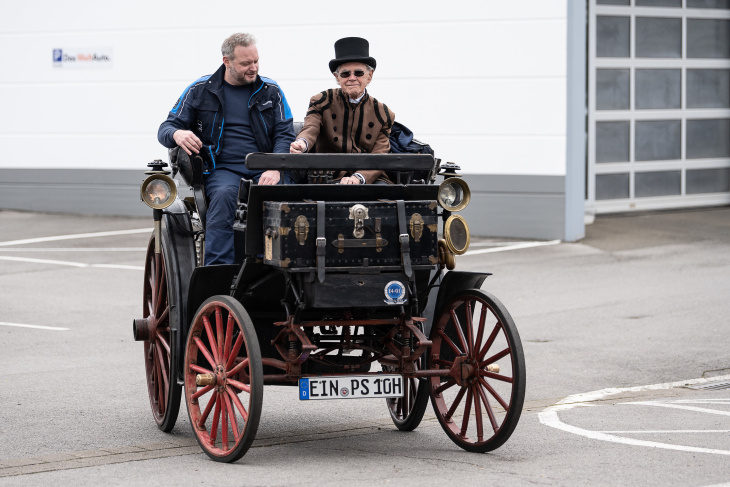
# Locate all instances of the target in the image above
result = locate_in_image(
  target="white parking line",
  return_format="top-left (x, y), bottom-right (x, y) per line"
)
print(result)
top-left (0, 256), bottom-right (88, 267)
top-left (0, 322), bottom-right (69, 331)
top-left (539, 375), bottom-right (730, 456)
top-left (623, 400), bottom-right (730, 417)
top-left (599, 430), bottom-right (730, 434)
top-left (463, 240), bottom-right (561, 256)
top-left (0, 228), bottom-right (151, 247)
top-left (0, 248), bottom-right (147, 252)
top-left (0, 256), bottom-right (144, 270)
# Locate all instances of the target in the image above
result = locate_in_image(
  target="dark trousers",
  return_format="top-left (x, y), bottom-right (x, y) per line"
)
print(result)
top-left (204, 169), bottom-right (249, 265)
top-left (204, 169), bottom-right (292, 265)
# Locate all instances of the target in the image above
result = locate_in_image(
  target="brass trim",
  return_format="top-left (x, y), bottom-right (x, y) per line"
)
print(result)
top-left (294, 215), bottom-right (309, 245)
top-left (409, 213), bottom-right (424, 242)
top-left (348, 204), bottom-right (369, 238)
top-left (264, 234), bottom-right (273, 261)
top-left (443, 215), bottom-right (471, 255)
top-left (437, 177), bottom-right (471, 212)
top-left (438, 239), bottom-right (456, 270)
top-left (140, 174), bottom-right (177, 209)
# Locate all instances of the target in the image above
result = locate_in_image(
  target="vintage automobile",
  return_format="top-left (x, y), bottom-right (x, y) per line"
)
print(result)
top-left (133, 149), bottom-right (525, 462)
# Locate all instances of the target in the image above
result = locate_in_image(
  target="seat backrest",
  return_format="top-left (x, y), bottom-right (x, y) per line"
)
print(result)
top-left (293, 121), bottom-right (304, 136)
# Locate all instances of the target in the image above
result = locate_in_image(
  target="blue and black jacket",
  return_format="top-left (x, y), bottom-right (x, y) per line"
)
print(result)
top-left (158, 64), bottom-right (295, 172)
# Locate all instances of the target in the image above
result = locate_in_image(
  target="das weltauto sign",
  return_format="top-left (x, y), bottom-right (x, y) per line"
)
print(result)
top-left (53, 48), bottom-right (113, 69)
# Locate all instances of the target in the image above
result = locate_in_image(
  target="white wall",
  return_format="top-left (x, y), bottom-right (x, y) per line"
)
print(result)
top-left (0, 0), bottom-right (567, 176)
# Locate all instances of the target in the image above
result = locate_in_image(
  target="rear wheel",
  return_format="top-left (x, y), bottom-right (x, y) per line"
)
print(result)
top-left (384, 363), bottom-right (430, 431)
top-left (383, 324), bottom-right (430, 431)
top-left (184, 296), bottom-right (263, 462)
top-left (141, 232), bottom-right (181, 432)
top-left (428, 290), bottom-right (525, 452)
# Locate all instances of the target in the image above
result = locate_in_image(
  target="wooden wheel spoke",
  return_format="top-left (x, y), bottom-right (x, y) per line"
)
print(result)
top-left (402, 378), bottom-right (410, 417)
top-left (464, 300), bottom-right (474, 356)
top-left (155, 343), bottom-right (169, 399)
top-left (449, 309), bottom-right (469, 354)
top-left (153, 348), bottom-right (163, 408)
top-left (438, 329), bottom-right (463, 356)
top-left (459, 388), bottom-right (474, 438)
top-left (228, 357), bottom-right (249, 377)
top-left (224, 393), bottom-right (240, 441)
top-left (483, 347), bottom-right (511, 367)
top-left (215, 307), bottom-right (225, 365)
top-left (149, 256), bottom-right (159, 312)
top-left (199, 392), bottom-right (217, 427)
top-left (156, 333), bottom-right (171, 355)
top-left (432, 358), bottom-right (453, 368)
top-left (223, 315), bottom-right (235, 365)
top-left (209, 395), bottom-right (221, 446)
top-left (193, 336), bottom-right (217, 369)
top-left (157, 305), bottom-right (170, 327)
top-left (225, 334), bottom-right (244, 371)
top-left (154, 256), bottom-right (167, 318)
top-left (480, 370), bottom-right (513, 383)
top-left (473, 385), bottom-right (484, 442)
top-left (476, 381), bottom-right (499, 433)
top-left (190, 363), bottom-right (213, 375)
top-left (221, 394), bottom-right (229, 450)
top-left (227, 388), bottom-right (249, 422)
top-left (478, 322), bottom-right (503, 362)
top-left (474, 305), bottom-right (487, 358)
top-left (444, 386), bottom-right (467, 421)
top-left (435, 378), bottom-right (457, 396)
top-left (478, 377), bottom-right (510, 411)
top-left (192, 384), bottom-right (214, 401)
top-left (227, 378), bottom-right (251, 394)
top-left (202, 316), bottom-right (220, 364)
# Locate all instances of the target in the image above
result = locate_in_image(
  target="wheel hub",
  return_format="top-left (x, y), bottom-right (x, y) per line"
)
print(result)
top-left (450, 355), bottom-right (478, 387)
top-left (133, 315), bottom-right (157, 342)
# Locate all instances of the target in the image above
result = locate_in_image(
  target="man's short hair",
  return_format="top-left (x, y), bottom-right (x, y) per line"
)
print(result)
top-left (222, 33), bottom-right (256, 59)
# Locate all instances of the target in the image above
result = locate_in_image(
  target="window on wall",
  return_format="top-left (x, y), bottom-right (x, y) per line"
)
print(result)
top-left (590, 0), bottom-right (730, 209)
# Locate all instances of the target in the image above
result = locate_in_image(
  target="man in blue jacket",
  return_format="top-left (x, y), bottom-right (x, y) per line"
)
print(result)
top-left (158, 32), bottom-right (295, 265)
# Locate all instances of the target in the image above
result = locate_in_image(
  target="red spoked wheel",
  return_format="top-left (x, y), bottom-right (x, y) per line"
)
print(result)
top-left (428, 290), bottom-right (525, 452)
top-left (385, 366), bottom-right (430, 431)
top-left (141, 233), bottom-right (181, 432)
top-left (384, 328), bottom-right (430, 431)
top-left (184, 295), bottom-right (263, 463)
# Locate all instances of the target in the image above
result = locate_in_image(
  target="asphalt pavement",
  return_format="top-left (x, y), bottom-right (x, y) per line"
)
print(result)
top-left (0, 206), bottom-right (728, 486)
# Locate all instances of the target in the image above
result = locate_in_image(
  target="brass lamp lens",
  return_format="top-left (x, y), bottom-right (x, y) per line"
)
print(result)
top-left (148, 180), bottom-right (171, 205)
top-left (438, 178), bottom-right (471, 211)
top-left (444, 215), bottom-right (470, 254)
top-left (141, 174), bottom-right (177, 209)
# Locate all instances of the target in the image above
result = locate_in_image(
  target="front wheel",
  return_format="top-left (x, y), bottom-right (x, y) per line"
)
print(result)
top-left (428, 290), bottom-right (525, 452)
top-left (184, 296), bottom-right (263, 462)
top-left (141, 232), bottom-right (181, 432)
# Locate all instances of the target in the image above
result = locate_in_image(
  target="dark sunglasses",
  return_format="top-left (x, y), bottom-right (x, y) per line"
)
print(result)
top-left (337, 69), bottom-right (366, 78)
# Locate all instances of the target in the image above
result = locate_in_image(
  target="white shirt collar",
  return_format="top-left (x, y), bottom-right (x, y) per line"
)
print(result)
top-left (349, 90), bottom-right (366, 104)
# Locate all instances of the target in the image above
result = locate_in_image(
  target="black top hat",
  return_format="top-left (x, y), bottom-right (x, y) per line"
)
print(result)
top-left (329, 37), bottom-right (377, 73)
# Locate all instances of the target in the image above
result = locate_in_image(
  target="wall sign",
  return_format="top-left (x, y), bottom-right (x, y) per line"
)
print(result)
top-left (52, 48), bottom-right (113, 69)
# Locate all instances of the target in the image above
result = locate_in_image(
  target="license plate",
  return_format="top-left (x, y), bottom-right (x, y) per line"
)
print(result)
top-left (299, 375), bottom-right (403, 400)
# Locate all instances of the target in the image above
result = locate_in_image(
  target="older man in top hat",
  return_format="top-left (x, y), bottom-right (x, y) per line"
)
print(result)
top-left (290, 37), bottom-right (395, 185)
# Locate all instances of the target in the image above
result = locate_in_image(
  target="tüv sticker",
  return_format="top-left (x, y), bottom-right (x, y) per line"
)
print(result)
top-left (384, 281), bottom-right (407, 305)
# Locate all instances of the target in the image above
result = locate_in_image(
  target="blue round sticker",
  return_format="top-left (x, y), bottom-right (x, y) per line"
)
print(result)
top-left (384, 281), bottom-right (407, 304)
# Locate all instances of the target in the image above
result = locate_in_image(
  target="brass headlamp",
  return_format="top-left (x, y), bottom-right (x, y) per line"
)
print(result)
top-left (140, 174), bottom-right (177, 210)
top-left (437, 177), bottom-right (471, 212)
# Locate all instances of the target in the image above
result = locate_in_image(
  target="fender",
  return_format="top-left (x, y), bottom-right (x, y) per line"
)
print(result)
top-left (161, 198), bottom-right (197, 384)
top-left (422, 270), bottom-right (491, 336)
